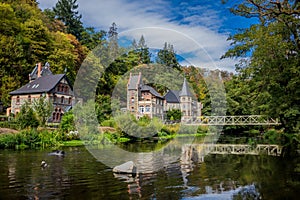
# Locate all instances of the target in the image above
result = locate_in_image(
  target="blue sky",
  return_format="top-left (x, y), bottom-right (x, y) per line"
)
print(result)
top-left (37, 0), bottom-right (257, 72)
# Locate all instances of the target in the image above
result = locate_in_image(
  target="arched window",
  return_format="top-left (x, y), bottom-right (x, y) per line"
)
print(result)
top-left (61, 96), bottom-right (64, 104)
top-left (53, 95), bottom-right (57, 103)
top-left (68, 97), bottom-right (72, 105)
top-left (28, 95), bottom-right (31, 103)
top-left (16, 96), bottom-right (20, 104)
top-left (52, 112), bottom-right (56, 122)
top-left (56, 113), bottom-right (60, 121)
top-left (64, 86), bottom-right (68, 93)
top-left (139, 106), bottom-right (144, 113)
top-left (145, 105), bottom-right (150, 112)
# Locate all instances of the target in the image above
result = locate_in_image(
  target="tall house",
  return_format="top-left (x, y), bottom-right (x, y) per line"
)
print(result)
top-left (179, 78), bottom-right (193, 121)
top-left (127, 73), bottom-right (164, 119)
top-left (127, 72), bottom-right (203, 121)
top-left (8, 62), bottom-right (74, 123)
top-left (127, 72), bottom-right (142, 116)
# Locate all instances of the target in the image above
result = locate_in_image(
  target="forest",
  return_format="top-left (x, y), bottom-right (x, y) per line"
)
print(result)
top-left (0, 0), bottom-right (299, 137)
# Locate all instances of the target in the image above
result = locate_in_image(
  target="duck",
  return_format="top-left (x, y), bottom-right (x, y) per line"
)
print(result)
top-left (41, 160), bottom-right (48, 168)
top-left (48, 150), bottom-right (65, 156)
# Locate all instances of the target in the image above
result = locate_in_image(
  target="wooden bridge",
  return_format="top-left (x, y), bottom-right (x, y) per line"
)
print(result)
top-left (183, 115), bottom-right (280, 126)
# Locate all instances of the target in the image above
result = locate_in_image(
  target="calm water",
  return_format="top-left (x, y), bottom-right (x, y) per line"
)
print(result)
top-left (0, 144), bottom-right (299, 200)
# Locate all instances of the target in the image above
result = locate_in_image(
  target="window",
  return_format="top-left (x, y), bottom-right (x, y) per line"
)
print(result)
top-left (68, 97), bottom-right (72, 105)
top-left (64, 86), bottom-right (68, 93)
top-left (139, 106), bottom-right (144, 113)
top-left (131, 97), bottom-right (134, 103)
top-left (61, 96), bottom-right (64, 104)
top-left (53, 95), bottom-right (57, 103)
top-left (16, 96), bottom-right (20, 104)
top-left (28, 95), bottom-right (31, 103)
top-left (145, 105), bottom-right (150, 112)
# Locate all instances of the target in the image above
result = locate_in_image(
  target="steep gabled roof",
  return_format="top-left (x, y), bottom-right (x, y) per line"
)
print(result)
top-left (179, 78), bottom-right (192, 97)
top-left (10, 74), bottom-right (66, 95)
top-left (29, 62), bottom-right (53, 81)
top-left (164, 90), bottom-right (180, 103)
top-left (128, 73), bottom-right (142, 90)
top-left (140, 85), bottom-right (163, 99)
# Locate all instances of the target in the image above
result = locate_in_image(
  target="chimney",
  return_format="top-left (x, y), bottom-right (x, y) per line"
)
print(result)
top-left (37, 62), bottom-right (42, 78)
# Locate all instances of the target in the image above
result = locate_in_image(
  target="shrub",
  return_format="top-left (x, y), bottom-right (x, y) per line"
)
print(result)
top-left (0, 129), bottom-right (63, 149)
top-left (0, 121), bottom-right (19, 129)
top-left (59, 111), bottom-right (75, 133)
top-left (101, 118), bottom-right (117, 128)
top-left (16, 102), bottom-right (39, 129)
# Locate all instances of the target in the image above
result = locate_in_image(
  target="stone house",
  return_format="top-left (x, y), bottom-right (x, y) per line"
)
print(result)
top-left (164, 78), bottom-right (202, 122)
top-left (127, 72), bottom-right (164, 119)
top-left (8, 62), bottom-right (74, 123)
top-left (127, 72), bottom-right (202, 121)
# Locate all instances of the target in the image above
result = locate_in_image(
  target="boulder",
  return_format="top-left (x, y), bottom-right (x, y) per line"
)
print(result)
top-left (113, 161), bottom-right (137, 174)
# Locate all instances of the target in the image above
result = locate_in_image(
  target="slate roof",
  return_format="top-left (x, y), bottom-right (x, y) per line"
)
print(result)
top-left (29, 62), bottom-right (53, 81)
top-left (140, 85), bottom-right (163, 99)
top-left (128, 74), bottom-right (142, 90)
top-left (179, 78), bottom-right (192, 97)
top-left (10, 74), bottom-right (65, 95)
top-left (164, 90), bottom-right (180, 103)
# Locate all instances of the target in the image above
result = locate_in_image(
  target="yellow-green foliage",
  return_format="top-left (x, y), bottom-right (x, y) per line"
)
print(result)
top-left (0, 129), bottom-right (62, 149)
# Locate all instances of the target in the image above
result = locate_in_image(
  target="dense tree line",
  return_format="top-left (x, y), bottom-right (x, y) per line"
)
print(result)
top-left (2, 0), bottom-right (297, 137)
top-left (223, 0), bottom-right (300, 134)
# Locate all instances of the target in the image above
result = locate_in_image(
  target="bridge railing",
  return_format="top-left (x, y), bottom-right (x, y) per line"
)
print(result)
top-left (183, 144), bottom-right (282, 157)
top-left (186, 115), bottom-right (280, 125)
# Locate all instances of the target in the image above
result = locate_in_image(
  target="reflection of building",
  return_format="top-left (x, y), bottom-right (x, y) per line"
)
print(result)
top-left (127, 72), bottom-right (202, 121)
top-left (8, 62), bottom-right (74, 123)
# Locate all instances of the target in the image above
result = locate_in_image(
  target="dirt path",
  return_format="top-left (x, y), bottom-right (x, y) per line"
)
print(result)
top-left (0, 128), bottom-right (19, 134)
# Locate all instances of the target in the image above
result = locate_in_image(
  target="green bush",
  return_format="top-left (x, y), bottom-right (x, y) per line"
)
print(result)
top-left (101, 118), bottom-right (117, 128)
top-left (0, 129), bottom-right (63, 149)
top-left (16, 102), bottom-right (39, 129)
top-left (59, 111), bottom-right (75, 133)
top-left (0, 121), bottom-right (19, 129)
top-left (263, 129), bottom-right (283, 144)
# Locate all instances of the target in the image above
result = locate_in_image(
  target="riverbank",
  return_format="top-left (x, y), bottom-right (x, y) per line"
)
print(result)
top-left (0, 128), bottom-right (19, 134)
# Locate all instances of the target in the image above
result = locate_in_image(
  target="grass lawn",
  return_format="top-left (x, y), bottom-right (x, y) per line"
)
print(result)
top-left (62, 140), bottom-right (84, 146)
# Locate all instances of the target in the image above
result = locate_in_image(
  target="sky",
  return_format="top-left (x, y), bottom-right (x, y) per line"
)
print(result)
top-left (37, 0), bottom-right (257, 72)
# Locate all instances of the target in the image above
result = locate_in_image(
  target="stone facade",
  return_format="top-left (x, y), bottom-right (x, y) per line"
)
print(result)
top-left (127, 73), bottom-right (202, 121)
top-left (9, 62), bottom-right (74, 123)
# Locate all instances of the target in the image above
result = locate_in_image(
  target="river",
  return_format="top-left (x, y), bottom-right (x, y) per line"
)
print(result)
top-left (0, 141), bottom-right (299, 199)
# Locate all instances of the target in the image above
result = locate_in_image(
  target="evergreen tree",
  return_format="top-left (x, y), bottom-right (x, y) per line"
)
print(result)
top-left (108, 22), bottom-right (119, 59)
top-left (53, 0), bottom-right (84, 40)
top-left (156, 42), bottom-right (180, 70)
top-left (137, 35), bottom-right (151, 64)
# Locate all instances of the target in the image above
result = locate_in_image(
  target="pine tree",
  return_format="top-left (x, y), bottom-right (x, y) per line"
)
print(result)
top-left (137, 35), bottom-right (151, 64)
top-left (157, 42), bottom-right (180, 70)
top-left (108, 22), bottom-right (119, 59)
top-left (53, 0), bottom-right (84, 40)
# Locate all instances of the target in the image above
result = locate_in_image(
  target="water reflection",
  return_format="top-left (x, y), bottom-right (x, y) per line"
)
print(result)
top-left (0, 144), bottom-right (299, 199)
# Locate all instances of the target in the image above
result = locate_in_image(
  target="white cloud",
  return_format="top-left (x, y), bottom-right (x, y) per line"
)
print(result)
top-left (38, 0), bottom-right (237, 72)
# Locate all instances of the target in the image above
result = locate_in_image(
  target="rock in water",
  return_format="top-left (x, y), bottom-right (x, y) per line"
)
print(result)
top-left (113, 161), bottom-right (137, 174)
